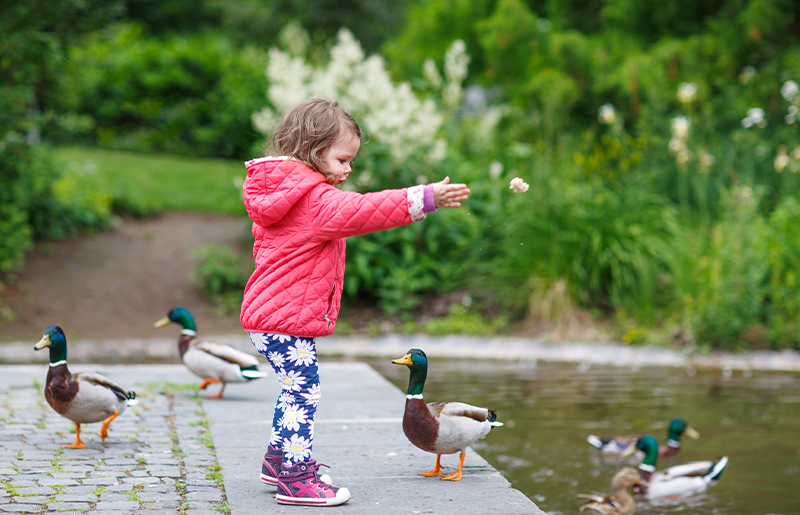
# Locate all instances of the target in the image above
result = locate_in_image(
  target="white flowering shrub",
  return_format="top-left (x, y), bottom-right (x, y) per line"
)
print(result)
top-left (253, 29), bottom-right (445, 172)
top-left (252, 27), bottom-right (481, 311)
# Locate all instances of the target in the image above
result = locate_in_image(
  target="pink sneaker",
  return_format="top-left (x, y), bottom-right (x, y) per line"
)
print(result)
top-left (276, 460), bottom-right (350, 506)
top-left (261, 446), bottom-right (332, 487)
top-left (260, 445), bottom-right (282, 486)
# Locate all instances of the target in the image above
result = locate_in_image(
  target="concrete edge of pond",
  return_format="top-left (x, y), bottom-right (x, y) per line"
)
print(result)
top-left (2, 333), bottom-right (799, 372)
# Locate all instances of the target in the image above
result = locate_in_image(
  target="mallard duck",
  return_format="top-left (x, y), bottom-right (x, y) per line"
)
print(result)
top-left (391, 348), bottom-right (503, 481)
top-left (33, 326), bottom-right (137, 449)
top-left (154, 307), bottom-right (266, 398)
top-left (586, 418), bottom-right (700, 462)
top-left (621, 435), bottom-right (728, 499)
top-left (578, 466), bottom-right (645, 515)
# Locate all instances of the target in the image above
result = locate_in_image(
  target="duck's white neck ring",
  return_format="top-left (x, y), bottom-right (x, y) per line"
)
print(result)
top-left (666, 439), bottom-right (680, 448)
top-left (406, 394), bottom-right (424, 400)
top-left (181, 329), bottom-right (196, 336)
top-left (639, 463), bottom-right (656, 473)
top-left (49, 360), bottom-right (67, 367)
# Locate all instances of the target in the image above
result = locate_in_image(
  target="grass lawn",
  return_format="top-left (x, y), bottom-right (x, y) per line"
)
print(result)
top-left (53, 146), bottom-right (248, 215)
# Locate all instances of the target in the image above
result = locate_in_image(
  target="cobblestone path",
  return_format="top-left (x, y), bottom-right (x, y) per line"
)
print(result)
top-left (0, 382), bottom-right (226, 515)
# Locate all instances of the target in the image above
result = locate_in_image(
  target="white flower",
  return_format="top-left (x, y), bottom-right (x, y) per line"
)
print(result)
top-left (268, 351), bottom-right (285, 368)
top-left (255, 28), bottom-right (446, 166)
top-left (423, 58), bottom-right (442, 89)
top-left (279, 404), bottom-right (309, 432)
top-left (277, 368), bottom-right (307, 392)
top-left (284, 434), bottom-right (313, 462)
top-left (300, 383), bottom-right (321, 407)
top-left (598, 103), bottom-right (616, 125)
top-left (443, 40), bottom-right (470, 108)
top-left (509, 177), bottom-right (529, 193)
top-left (489, 161), bottom-right (503, 180)
top-left (251, 334), bottom-right (269, 354)
top-left (791, 146), bottom-right (800, 161)
top-left (276, 391), bottom-right (293, 412)
top-left (677, 82), bottom-right (697, 104)
top-left (287, 340), bottom-right (316, 367)
top-left (781, 80), bottom-right (799, 102)
top-left (269, 432), bottom-right (282, 447)
top-left (268, 333), bottom-right (292, 344)
top-left (671, 116), bottom-right (691, 138)
top-left (742, 107), bottom-right (766, 129)
top-left (775, 154), bottom-right (790, 172)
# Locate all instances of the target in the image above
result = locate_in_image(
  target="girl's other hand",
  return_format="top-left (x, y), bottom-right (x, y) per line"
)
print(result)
top-left (433, 176), bottom-right (470, 208)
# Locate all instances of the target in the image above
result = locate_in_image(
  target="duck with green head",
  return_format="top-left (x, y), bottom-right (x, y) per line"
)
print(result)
top-left (392, 348), bottom-right (503, 481)
top-left (154, 307), bottom-right (266, 398)
top-left (586, 417), bottom-right (700, 463)
top-left (621, 434), bottom-right (728, 499)
top-left (34, 325), bottom-right (137, 449)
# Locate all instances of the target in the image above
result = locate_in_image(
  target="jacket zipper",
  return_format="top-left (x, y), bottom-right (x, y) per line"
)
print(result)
top-left (323, 282), bottom-right (336, 331)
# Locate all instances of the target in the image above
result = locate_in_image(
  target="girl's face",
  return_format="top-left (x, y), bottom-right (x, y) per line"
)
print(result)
top-left (322, 133), bottom-right (360, 185)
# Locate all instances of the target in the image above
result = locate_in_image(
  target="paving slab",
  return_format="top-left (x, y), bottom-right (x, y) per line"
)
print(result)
top-left (0, 363), bottom-right (540, 514)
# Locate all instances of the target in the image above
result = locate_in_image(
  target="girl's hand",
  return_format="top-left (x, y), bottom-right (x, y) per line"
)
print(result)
top-left (433, 176), bottom-right (470, 208)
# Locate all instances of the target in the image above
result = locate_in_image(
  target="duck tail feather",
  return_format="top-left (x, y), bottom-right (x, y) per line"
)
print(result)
top-left (487, 410), bottom-right (503, 427)
top-left (706, 456), bottom-right (728, 482)
top-left (586, 434), bottom-right (605, 449)
top-left (241, 368), bottom-right (267, 380)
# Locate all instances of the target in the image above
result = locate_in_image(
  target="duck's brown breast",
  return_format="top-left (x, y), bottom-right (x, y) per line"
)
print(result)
top-left (402, 398), bottom-right (439, 453)
top-left (45, 366), bottom-right (78, 415)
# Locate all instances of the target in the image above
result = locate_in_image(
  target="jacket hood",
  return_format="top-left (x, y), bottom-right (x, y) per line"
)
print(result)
top-left (243, 157), bottom-right (326, 228)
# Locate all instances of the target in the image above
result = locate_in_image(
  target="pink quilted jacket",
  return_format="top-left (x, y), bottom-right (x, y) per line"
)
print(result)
top-left (240, 157), bottom-right (427, 337)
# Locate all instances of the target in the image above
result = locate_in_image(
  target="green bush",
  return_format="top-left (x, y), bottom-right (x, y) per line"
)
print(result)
top-left (686, 185), bottom-right (771, 350)
top-left (51, 23), bottom-right (267, 159)
top-left (191, 244), bottom-right (252, 315)
top-left (764, 197), bottom-right (800, 349)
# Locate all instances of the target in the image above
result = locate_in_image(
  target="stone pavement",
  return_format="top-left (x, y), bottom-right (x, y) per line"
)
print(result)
top-left (0, 363), bottom-right (540, 515)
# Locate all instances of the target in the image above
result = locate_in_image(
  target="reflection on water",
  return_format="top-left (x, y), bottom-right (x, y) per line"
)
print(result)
top-left (366, 358), bottom-right (800, 515)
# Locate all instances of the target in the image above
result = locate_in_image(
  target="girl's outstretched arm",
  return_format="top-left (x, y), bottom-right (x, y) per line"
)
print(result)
top-left (432, 176), bottom-right (470, 208)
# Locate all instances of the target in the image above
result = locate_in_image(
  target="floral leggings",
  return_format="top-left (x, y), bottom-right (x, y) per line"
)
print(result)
top-left (248, 332), bottom-right (320, 467)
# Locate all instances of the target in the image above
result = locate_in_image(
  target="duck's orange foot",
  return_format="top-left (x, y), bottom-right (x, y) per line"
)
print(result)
top-left (204, 383), bottom-right (226, 399)
top-left (100, 411), bottom-right (120, 441)
top-left (419, 454), bottom-right (443, 477)
top-left (441, 452), bottom-right (466, 481)
top-left (62, 423), bottom-right (85, 448)
top-left (442, 470), bottom-right (462, 481)
top-left (198, 378), bottom-right (222, 390)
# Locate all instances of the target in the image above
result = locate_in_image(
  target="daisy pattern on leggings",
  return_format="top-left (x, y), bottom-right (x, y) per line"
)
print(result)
top-left (284, 433), bottom-right (312, 462)
top-left (280, 404), bottom-right (310, 432)
top-left (277, 368), bottom-right (307, 392)
top-left (300, 383), bottom-right (321, 407)
top-left (248, 331), bottom-right (320, 466)
top-left (287, 339), bottom-right (316, 366)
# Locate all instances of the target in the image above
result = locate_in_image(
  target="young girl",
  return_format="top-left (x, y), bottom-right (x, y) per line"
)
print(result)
top-left (241, 98), bottom-right (470, 507)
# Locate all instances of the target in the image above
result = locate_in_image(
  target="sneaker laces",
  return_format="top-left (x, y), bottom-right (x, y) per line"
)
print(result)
top-left (280, 461), bottom-right (331, 484)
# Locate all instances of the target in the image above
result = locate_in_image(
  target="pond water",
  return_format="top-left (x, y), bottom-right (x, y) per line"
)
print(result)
top-left (364, 357), bottom-right (800, 515)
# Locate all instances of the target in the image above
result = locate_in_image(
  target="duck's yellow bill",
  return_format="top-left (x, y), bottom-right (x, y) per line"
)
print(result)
top-left (685, 426), bottom-right (701, 439)
top-left (392, 353), bottom-right (413, 366)
top-left (33, 334), bottom-right (51, 350)
top-left (154, 317), bottom-right (171, 328)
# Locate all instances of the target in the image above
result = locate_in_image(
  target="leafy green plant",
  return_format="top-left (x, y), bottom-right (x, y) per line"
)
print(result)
top-left (686, 185), bottom-right (771, 350)
top-left (191, 244), bottom-right (252, 315)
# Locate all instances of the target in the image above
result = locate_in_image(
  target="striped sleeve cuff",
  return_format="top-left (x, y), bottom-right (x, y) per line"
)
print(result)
top-left (407, 185), bottom-right (427, 222)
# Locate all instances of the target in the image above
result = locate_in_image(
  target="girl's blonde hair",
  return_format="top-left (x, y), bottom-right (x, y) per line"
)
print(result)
top-left (269, 98), bottom-right (362, 184)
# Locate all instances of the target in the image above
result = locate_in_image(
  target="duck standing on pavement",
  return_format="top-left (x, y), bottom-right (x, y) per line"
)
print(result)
top-left (154, 306), bottom-right (267, 398)
top-left (34, 325), bottom-right (138, 448)
top-left (392, 348), bottom-right (503, 481)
